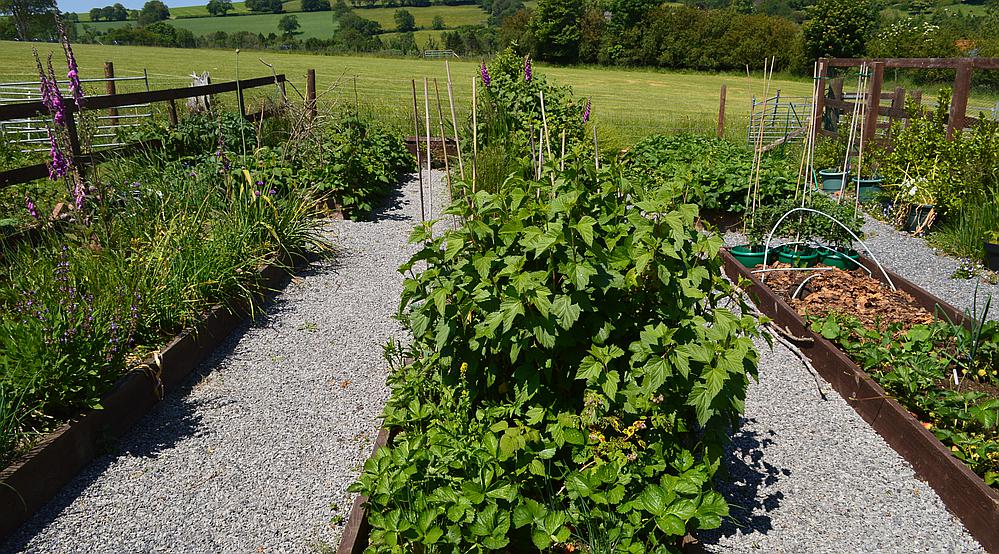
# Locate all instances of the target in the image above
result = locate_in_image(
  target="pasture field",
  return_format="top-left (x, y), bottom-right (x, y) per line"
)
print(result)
top-left (77, 3), bottom-right (488, 36)
top-left (0, 40), bottom-right (812, 144)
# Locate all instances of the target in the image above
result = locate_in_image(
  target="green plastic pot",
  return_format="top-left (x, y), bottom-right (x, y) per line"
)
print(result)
top-left (730, 244), bottom-right (769, 268)
top-left (819, 248), bottom-right (861, 270)
top-left (854, 176), bottom-right (884, 203)
top-left (776, 245), bottom-right (819, 267)
top-left (819, 169), bottom-right (846, 192)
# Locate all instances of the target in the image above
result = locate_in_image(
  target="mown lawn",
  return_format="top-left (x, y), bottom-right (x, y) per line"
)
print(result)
top-left (0, 40), bottom-right (813, 143)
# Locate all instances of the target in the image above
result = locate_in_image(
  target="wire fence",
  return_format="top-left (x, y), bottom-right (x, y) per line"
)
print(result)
top-left (0, 72), bottom-right (153, 152)
top-left (746, 94), bottom-right (812, 147)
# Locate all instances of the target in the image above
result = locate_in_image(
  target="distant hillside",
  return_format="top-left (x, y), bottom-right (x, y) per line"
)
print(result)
top-left (77, 3), bottom-right (488, 40)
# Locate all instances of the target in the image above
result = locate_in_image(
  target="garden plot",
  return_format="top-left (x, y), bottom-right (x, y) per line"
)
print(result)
top-left (2, 171), bottom-right (449, 554)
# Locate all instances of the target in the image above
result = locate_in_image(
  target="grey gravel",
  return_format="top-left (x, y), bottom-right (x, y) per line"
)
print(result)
top-left (3, 170), bottom-right (450, 554)
top-left (861, 215), bottom-right (999, 320)
top-left (703, 336), bottom-right (985, 553)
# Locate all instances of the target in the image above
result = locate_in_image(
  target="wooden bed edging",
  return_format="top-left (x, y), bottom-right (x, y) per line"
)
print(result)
top-left (720, 248), bottom-right (999, 553)
top-left (336, 428), bottom-right (391, 554)
top-left (0, 258), bottom-right (295, 541)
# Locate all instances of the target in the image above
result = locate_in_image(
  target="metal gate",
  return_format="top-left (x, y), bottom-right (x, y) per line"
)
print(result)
top-left (0, 71), bottom-right (153, 152)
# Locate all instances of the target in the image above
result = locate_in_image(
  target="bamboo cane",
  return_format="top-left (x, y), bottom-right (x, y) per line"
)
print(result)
top-left (854, 64), bottom-right (870, 216)
top-left (540, 89), bottom-right (553, 158)
top-left (433, 79), bottom-right (453, 200)
top-left (560, 129), bottom-right (566, 171)
top-left (445, 60), bottom-right (465, 181)
top-left (424, 77), bottom-right (433, 218)
top-left (410, 79), bottom-right (425, 223)
top-left (838, 63), bottom-right (866, 204)
top-left (747, 58), bottom-right (771, 221)
top-left (752, 56), bottom-right (776, 215)
top-left (593, 125), bottom-right (600, 171)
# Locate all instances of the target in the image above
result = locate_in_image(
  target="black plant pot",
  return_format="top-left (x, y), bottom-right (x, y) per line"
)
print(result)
top-left (985, 241), bottom-right (999, 271)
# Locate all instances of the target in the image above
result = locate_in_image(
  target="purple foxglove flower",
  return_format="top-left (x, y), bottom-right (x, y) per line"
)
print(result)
top-left (524, 56), bottom-right (532, 82)
top-left (48, 129), bottom-right (69, 179)
top-left (58, 16), bottom-right (84, 109)
top-left (25, 195), bottom-right (39, 219)
top-left (73, 179), bottom-right (86, 210)
top-left (36, 53), bottom-right (67, 127)
top-left (480, 62), bottom-right (491, 88)
top-left (583, 97), bottom-right (591, 123)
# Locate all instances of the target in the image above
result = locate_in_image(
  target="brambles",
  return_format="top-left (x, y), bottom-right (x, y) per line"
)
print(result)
top-left (353, 149), bottom-right (762, 551)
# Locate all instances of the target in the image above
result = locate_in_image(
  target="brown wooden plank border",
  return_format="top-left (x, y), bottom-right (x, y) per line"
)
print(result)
top-left (0, 256), bottom-right (296, 541)
top-left (825, 57), bottom-right (999, 70)
top-left (336, 427), bottom-right (391, 554)
top-left (0, 75), bottom-right (286, 121)
top-left (721, 248), bottom-right (999, 553)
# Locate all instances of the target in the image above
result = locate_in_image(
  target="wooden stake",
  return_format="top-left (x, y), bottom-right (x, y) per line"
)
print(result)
top-left (410, 79), bottom-right (426, 222)
top-left (433, 78), bottom-right (453, 199)
top-left (539, 89), bottom-right (553, 158)
top-left (445, 60), bottom-right (465, 181)
top-left (560, 129), bottom-right (566, 171)
top-left (424, 77), bottom-right (433, 218)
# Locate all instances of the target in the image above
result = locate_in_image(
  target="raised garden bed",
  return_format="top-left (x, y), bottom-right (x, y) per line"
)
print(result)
top-left (0, 258), bottom-right (299, 541)
top-left (720, 248), bottom-right (999, 553)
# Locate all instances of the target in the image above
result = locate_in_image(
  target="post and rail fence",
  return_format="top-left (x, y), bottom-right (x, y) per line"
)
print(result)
top-left (729, 57), bottom-right (999, 153)
top-left (0, 70), bottom-right (291, 190)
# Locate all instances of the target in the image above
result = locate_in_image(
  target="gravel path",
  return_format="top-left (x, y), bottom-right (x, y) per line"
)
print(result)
top-left (703, 336), bottom-right (985, 553)
top-left (861, 216), bottom-right (999, 320)
top-left (715, 219), bottom-right (988, 551)
top-left (3, 170), bottom-right (449, 554)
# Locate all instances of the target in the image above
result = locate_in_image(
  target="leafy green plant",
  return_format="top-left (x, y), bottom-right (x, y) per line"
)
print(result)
top-left (0, 134), bottom-right (328, 467)
top-left (353, 151), bottom-right (763, 551)
top-left (745, 194), bottom-right (863, 248)
top-left (297, 116), bottom-right (413, 219)
top-left (624, 134), bottom-right (796, 216)
top-left (813, 313), bottom-right (999, 487)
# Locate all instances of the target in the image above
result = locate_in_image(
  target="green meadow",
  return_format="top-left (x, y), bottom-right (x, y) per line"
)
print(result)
top-left (0, 40), bottom-right (814, 144)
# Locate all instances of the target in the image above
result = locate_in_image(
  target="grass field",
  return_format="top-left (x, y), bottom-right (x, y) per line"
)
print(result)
top-left (78, 3), bottom-right (488, 38)
top-left (0, 41), bottom-right (810, 145)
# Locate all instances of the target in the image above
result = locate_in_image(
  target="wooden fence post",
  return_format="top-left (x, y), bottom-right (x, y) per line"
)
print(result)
top-left (862, 61), bottom-right (884, 145)
top-left (717, 84), bottom-right (726, 138)
top-left (306, 69), bottom-right (316, 122)
top-left (813, 59), bottom-right (828, 140)
top-left (166, 99), bottom-right (178, 126)
top-left (63, 103), bottom-right (84, 175)
top-left (887, 86), bottom-right (905, 143)
top-left (104, 61), bottom-right (118, 126)
top-left (948, 61), bottom-right (972, 140)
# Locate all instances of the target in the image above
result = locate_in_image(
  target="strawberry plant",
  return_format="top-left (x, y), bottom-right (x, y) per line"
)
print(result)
top-left (813, 313), bottom-right (999, 487)
top-left (353, 150), bottom-right (763, 552)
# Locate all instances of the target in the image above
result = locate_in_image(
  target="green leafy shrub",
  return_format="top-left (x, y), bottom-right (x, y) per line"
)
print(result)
top-left (298, 116), bottom-right (413, 219)
top-left (624, 134), bottom-right (796, 215)
top-left (353, 153), bottom-right (762, 551)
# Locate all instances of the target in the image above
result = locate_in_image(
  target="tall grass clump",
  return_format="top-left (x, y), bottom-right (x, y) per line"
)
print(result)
top-left (0, 108), bottom-right (334, 467)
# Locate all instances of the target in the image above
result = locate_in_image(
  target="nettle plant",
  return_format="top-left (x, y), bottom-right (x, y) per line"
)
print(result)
top-left (353, 153), bottom-right (762, 552)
